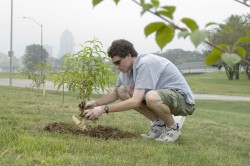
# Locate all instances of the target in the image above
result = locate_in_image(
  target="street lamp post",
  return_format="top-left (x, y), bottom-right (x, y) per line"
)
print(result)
top-left (23, 17), bottom-right (45, 96)
top-left (23, 17), bottom-right (43, 64)
top-left (9, 0), bottom-right (14, 86)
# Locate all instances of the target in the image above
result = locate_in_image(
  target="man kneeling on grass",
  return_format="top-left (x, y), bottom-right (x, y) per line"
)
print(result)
top-left (81, 39), bottom-right (195, 142)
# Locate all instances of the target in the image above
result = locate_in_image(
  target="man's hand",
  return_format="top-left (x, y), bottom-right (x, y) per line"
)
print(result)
top-left (84, 100), bottom-right (96, 109)
top-left (79, 100), bottom-right (96, 116)
top-left (82, 106), bottom-right (103, 120)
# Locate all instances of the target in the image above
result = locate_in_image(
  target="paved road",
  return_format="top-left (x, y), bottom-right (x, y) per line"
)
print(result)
top-left (1, 78), bottom-right (250, 102)
top-left (193, 93), bottom-right (250, 101)
top-left (0, 78), bottom-right (58, 91)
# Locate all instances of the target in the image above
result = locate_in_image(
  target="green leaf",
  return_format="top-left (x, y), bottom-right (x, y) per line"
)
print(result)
top-left (217, 44), bottom-right (229, 51)
top-left (151, 0), bottom-right (159, 7)
top-left (141, 3), bottom-right (154, 15)
top-left (144, 22), bottom-right (165, 37)
top-left (161, 6), bottom-right (176, 13)
top-left (205, 48), bottom-right (221, 66)
top-left (92, 0), bottom-right (103, 6)
top-left (178, 31), bottom-right (190, 39)
top-left (190, 30), bottom-right (208, 48)
top-left (140, 0), bottom-right (145, 5)
top-left (235, 46), bottom-right (246, 57)
top-left (155, 25), bottom-right (175, 49)
top-left (205, 22), bottom-right (218, 27)
top-left (221, 53), bottom-right (241, 68)
top-left (181, 18), bottom-right (199, 32)
top-left (57, 82), bottom-right (64, 90)
top-left (219, 24), bottom-right (232, 31)
top-left (157, 10), bottom-right (173, 19)
top-left (238, 37), bottom-right (250, 43)
top-left (114, 0), bottom-right (120, 5)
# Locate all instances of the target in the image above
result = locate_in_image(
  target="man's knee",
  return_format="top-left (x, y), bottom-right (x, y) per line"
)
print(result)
top-left (117, 85), bottom-right (131, 101)
top-left (145, 91), bottom-right (161, 107)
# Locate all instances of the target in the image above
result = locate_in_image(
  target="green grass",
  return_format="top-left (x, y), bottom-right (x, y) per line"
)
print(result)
top-left (0, 73), bottom-right (26, 79)
top-left (0, 86), bottom-right (249, 165)
top-left (185, 71), bottom-right (250, 96)
top-left (0, 72), bottom-right (56, 81)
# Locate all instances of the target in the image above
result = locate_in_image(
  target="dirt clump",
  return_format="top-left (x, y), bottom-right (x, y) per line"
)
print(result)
top-left (44, 122), bottom-right (137, 140)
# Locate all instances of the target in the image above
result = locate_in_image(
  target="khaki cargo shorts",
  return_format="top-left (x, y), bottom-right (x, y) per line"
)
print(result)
top-left (157, 89), bottom-right (195, 116)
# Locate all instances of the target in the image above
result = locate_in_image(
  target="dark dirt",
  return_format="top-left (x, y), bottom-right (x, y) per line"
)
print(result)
top-left (44, 122), bottom-right (137, 140)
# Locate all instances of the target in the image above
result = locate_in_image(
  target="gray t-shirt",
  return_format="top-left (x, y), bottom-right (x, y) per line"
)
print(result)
top-left (115, 54), bottom-right (195, 104)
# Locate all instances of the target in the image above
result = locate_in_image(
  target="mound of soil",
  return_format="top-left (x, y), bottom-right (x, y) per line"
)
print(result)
top-left (44, 122), bottom-right (137, 140)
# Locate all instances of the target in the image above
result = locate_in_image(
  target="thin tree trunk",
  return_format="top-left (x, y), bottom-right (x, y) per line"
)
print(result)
top-left (62, 83), bottom-right (65, 106)
top-left (43, 82), bottom-right (46, 96)
top-left (235, 63), bottom-right (240, 80)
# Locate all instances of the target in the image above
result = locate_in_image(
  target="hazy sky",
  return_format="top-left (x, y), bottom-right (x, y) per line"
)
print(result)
top-left (0, 0), bottom-right (248, 58)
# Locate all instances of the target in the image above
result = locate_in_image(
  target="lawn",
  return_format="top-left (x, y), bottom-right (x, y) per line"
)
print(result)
top-left (0, 73), bottom-right (26, 79)
top-left (0, 85), bottom-right (249, 166)
top-left (185, 71), bottom-right (250, 96)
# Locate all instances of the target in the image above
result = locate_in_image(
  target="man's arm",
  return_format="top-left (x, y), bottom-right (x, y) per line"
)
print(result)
top-left (107, 89), bottom-right (145, 112)
top-left (95, 90), bottom-right (119, 106)
top-left (82, 89), bottom-right (145, 120)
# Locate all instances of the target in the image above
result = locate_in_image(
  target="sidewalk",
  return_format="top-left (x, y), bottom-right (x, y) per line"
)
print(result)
top-left (1, 78), bottom-right (250, 101)
top-left (194, 93), bottom-right (250, 102)
top-left (0, 78), bottom-right (58, 91)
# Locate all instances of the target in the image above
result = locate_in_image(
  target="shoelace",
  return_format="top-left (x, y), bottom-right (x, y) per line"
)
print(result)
top-left (147, 129), bottom-right (156, 136)
top-left (158, 130), bottom-right (168, 139)
top-left (159, 128), bottom-right (178, 140)
top-left (147, 125), bottom-right (160, 135)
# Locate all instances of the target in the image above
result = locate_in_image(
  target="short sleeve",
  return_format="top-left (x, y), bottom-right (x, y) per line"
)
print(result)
top-left (135, 63), bottom-right (159, 90)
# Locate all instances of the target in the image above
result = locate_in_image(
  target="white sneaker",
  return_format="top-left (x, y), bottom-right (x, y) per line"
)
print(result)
top-left (141, 125), bottom-right (165, 139)
top-left (173, 116), bottom-right (185, 129)
top-left (155, 126), bottom-right (181, 142)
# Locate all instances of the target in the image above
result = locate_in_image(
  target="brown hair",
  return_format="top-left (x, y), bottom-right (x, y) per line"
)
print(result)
top-left (107, 39), bottom-right (138, 58)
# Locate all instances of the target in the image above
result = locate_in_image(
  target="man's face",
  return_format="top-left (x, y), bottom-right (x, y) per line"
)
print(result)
top-left (112, 55), bottom-right (132, 73)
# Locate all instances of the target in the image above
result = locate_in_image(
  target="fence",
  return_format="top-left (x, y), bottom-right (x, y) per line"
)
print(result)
top-left (176, 62), bottom-right (219, 74)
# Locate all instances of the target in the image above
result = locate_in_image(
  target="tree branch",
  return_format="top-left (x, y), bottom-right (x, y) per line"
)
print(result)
top-left (131, 0), bottom-right (250, 65)
top-left (234, 0), bottom-right (250, 7)
top-left (241, 57), bottom-right (250, 64)
top-left (204, 40), bottom-right (250, 65)
top-left (130, 0), bottom-right (187, 31)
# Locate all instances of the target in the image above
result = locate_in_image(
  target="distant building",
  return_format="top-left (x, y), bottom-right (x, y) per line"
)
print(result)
top-left (44, 44), bottom-right (53, 57)
top-left (44, 44), bottom-right (55, 67)
top-left (58, 29), bottom-right (75, 58)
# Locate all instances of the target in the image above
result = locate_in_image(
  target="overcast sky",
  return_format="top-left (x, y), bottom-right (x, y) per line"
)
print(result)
top-left (0, 0), bottom-right (248, 58)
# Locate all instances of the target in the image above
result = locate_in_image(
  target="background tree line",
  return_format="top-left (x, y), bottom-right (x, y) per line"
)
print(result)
top-left (206, 14), bottom-right (250, 80)
top-left (160, 49), bottom-right (205, 65)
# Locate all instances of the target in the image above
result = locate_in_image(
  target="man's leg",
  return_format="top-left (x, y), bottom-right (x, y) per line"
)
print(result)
top-left (145, 90), bottom-right (175, 127)
top-left (117, 85), bottom-right (157, 121)
top-left (145, 90), bottom-right (181, 142)
top-left (117, 85), bottom-right (165, 139)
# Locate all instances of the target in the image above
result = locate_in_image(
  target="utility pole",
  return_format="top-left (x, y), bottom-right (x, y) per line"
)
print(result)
top-left (9, 0), bottom-right (14, 86)
top-left (23, 17), bottom-right (45, 96)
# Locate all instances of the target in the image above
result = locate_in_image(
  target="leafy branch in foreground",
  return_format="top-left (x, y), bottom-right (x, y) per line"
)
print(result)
top-left (234, 0), bottom-right (250, 7)
top-left (92, 0), bottom-right (250, 68)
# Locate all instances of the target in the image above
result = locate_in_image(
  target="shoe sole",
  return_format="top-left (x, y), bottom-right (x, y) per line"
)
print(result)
top-left (141, 134), bottom-right (162, 139)
top-left (155, 131), bottom-right (181, 142)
